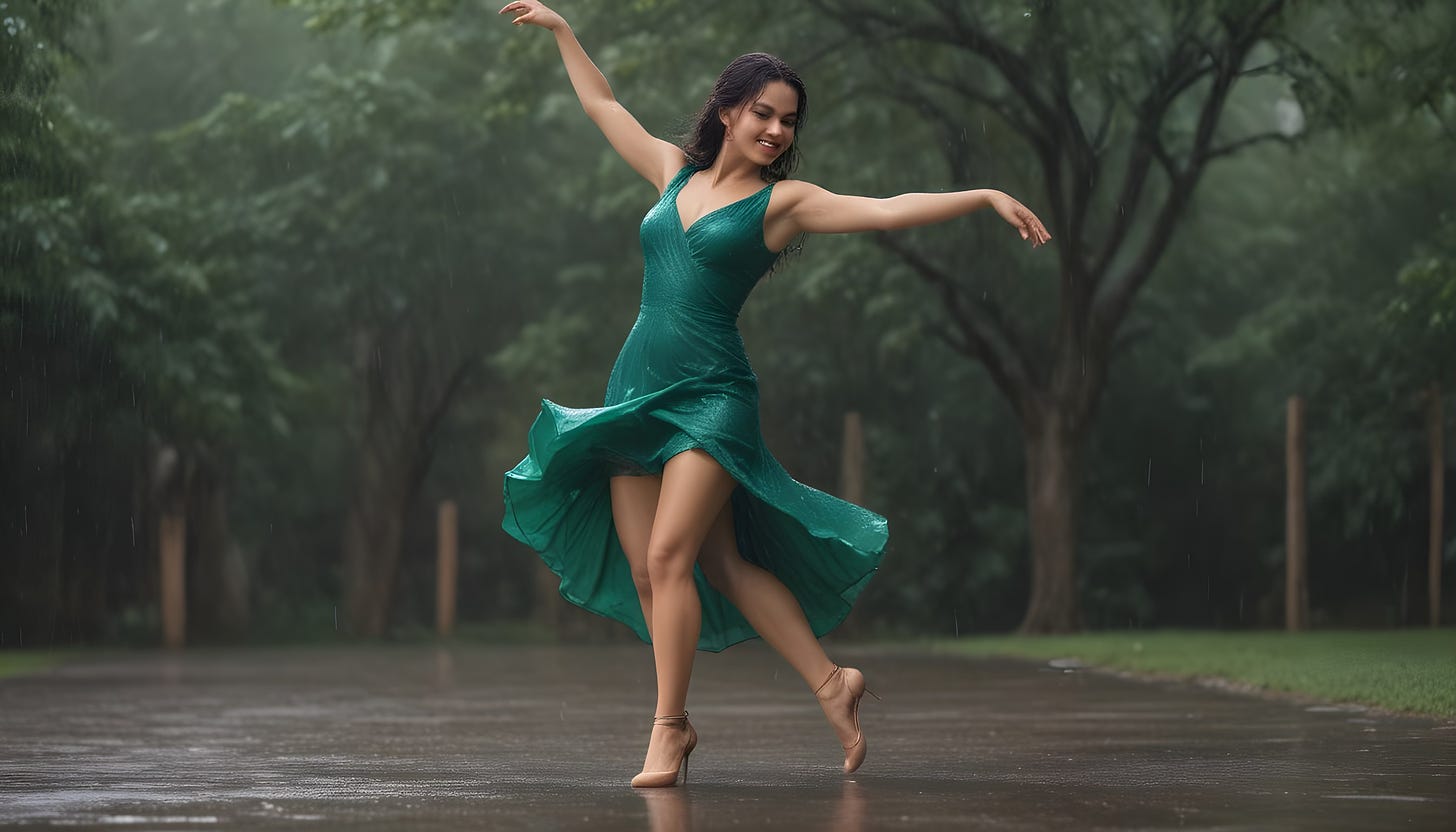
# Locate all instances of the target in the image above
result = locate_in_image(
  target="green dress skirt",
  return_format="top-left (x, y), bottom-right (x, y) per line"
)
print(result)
top-left (502, 164), bottom-right (888, 651)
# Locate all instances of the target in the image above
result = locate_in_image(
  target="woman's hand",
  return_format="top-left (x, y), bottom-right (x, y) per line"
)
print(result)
top-left (989, 192), bottom-right (1052, 248)
top-left (498, 0), bottom-right (567, 32)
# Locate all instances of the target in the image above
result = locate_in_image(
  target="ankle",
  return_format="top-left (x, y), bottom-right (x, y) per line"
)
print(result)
top-left (813, 665), bottom-right (845, 701)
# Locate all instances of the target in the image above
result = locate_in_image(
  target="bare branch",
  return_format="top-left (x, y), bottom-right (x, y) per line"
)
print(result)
top-left (815, 0), bottom-right (1061, 139)
top-left (872, 232), bottom-right (1036, 410)
top-left (1204, 130), bottom-right (1297, 161)
top-left (1238, 60), bottom-right (1286, 77)
top-left (1089, 82), bottom-right (1118, 152)
top-left (1149, 136), bottom-right (1180, 180)
top-left (932, 323), bottom-right (974, 358)
top-left (1092, 0), bottom-right (1289, 348)
top-left (931, 2), bottom-right (1063, 136)
top-left (920, 72), bottom-right (1040, 142)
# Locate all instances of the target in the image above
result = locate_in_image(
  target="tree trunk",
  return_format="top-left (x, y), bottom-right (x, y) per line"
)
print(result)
top-left (188, 451), bottom-right (250, 639)
top-left (816, 0), bottom-right (1291, 637)
top-left (1018, 412), bottom-right (1083, 633)
top-left (1285, 396), bottom-right (1308, 631)
top-left (435, 500), bottom-right (458, 638)
top-left (159, 504), bottom-right (187, 649)
top-left (150, 441), bottom-right (189, 649)
top-left (341, 317), bottom-right (472, 637)
top-left (342, 423), bottom-right (419, 637)
top-left (1429, 384), bottom-right (1444, 629)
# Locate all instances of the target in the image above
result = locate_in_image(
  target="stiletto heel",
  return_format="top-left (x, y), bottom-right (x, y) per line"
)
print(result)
top-left (815, 665), bottom-right (877, 774)
top-left (632, 712), bottom-right (697, 788)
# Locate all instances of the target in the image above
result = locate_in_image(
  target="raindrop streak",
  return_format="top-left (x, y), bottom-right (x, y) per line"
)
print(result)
top-left (1146, 458), bottom-right (1152, 486)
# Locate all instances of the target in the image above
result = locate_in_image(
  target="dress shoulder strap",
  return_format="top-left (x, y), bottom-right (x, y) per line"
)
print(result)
top-left (666, 163), bottom-right (696, 193)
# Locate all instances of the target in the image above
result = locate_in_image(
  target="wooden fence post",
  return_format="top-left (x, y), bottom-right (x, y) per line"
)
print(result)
top-left (840, 411), bottom-right (865, 506)
top-left (159, 505), bottom-right (187, 649)
top-left (1286, 396), bottom-right (1308, 632)
top-left (1429, 385), bottom-right (1444, 629)
top-left (436, 500), bottom-right (459, 637)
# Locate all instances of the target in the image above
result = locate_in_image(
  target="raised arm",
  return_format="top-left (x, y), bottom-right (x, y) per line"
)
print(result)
top-left (500, 1), bottom-right (685, 191)
top-left (769, 181), bottom-right (1051, 250)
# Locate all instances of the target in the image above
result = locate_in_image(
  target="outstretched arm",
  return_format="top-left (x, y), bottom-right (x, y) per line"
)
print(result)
top-left (500, 1), bottom-right (684, 191)
top-left (773, 181), bottom-right (1051, 248)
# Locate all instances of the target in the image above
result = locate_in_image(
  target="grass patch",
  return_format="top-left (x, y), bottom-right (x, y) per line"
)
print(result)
top-left (936, 630), bottom-right (1456, 718)
top-left (0, 652), bottom-right (63, 680)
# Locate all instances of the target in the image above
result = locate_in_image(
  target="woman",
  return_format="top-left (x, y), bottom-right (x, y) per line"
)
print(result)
top-left (497, 1), bottom-right (1050, 788)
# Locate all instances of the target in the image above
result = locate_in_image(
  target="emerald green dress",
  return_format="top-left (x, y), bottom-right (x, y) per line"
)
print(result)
top-left (502, 163), bottom-right (888, 651)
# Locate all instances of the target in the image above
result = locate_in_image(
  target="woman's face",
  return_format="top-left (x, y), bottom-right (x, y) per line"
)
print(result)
top-left (721, 80), bottom-right (799, 166)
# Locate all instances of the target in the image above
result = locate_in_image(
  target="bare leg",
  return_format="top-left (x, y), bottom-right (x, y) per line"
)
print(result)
top-left (697, 500), bottom-right (870, 764)
top-left (610, 474), bottom-right (663, 637)
top-left (638, 449), bottom-right (737, 778)
top-left (697, 501), bottom-right (835, 689)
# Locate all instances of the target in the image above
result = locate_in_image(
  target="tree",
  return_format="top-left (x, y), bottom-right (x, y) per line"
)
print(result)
top-left (802, 0), bottom-right (1357, 631)
top-left (2, 0), bottom-right (292, 642)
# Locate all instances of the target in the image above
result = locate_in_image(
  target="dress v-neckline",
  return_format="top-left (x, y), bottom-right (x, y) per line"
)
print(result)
top-left (673, 169), bottom-right (774, 236)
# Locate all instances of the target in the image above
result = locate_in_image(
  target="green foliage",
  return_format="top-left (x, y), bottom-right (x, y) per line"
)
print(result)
top-left (4, 0), bottom-right (1453, 643)
top-left (0, 0), bottom-right (93, 99)
top-left (1384, 213), bottom-right (1456, 380)
top-left (276, 0), bottom-right (462, 35)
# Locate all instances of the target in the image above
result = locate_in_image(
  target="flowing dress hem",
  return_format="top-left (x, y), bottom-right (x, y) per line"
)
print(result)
top-left (502, 385), bottom-right (887, 653)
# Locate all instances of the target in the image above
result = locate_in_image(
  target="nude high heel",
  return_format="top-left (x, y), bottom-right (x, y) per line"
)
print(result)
top-left (631, 712), bottom-right (698, 788)
top-left (815, 665), bottom-right (880, 774)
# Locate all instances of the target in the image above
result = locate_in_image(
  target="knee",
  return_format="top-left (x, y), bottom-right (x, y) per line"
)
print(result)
top-left (630, 564), bottom-right (653, 599)
top-left (646, 540), bottom-right (696, 585)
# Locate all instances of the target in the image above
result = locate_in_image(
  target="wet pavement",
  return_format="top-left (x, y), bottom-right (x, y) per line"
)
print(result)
top-left (0, 643), bottom-right (1452, 830)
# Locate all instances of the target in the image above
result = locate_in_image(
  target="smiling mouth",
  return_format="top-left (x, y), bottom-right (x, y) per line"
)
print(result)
top-left (757, 139), bottom-right (781, 151)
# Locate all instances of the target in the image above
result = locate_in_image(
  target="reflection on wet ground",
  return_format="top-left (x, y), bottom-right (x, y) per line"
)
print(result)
top-left (0, 643), bottom-right (1452, 830)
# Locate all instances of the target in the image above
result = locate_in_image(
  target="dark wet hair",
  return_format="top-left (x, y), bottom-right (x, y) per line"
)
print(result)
top-left (681, 53), bottom-right (806, 183)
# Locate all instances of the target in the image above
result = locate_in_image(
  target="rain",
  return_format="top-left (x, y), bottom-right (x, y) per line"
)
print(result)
top-left (1, 0), bottom-right (1453, 828)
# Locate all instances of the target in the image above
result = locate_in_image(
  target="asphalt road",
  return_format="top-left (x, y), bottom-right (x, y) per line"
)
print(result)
top-left (1, 643), bottom-right (1452, 830)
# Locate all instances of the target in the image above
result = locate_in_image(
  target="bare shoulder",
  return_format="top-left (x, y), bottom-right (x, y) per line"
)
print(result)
top-left (764, 179), bottom-right (824, 252)
top-left (769, 178), bottom-right (822, 201)
top-left (765, 178), bottom-right (821, 218)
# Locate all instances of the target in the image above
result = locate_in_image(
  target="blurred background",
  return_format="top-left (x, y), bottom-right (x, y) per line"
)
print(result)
top-left (2, 0), bottom-right (1452, 649)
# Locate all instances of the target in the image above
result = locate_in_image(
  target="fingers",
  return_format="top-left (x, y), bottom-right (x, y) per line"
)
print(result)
top-left (498, 1), bottom-right (531, 19)
top-left (1020, 211), bottom-right (1051, 248)
top-left (999, 197), bottom-right (1050, 248)
top-left (500, 1), bottom-right (548, 27)
top-left (499, 6), bottom-right (533, 25)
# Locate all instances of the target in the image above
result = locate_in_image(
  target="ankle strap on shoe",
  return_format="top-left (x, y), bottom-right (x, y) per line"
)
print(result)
top-left (652, 711), bottom-right (689, 725)
top-left (814, 665), bottom-right (843, 698)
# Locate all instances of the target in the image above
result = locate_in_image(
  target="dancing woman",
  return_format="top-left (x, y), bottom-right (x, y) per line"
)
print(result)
top-left (497, 0), bottom-right (1050, 788)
